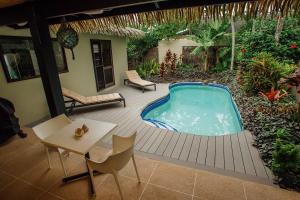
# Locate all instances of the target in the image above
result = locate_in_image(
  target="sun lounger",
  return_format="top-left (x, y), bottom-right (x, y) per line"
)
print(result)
top-left (62, 87), bottom-right (125, 114)
top-left (124, 70), bottom-right (156, 93)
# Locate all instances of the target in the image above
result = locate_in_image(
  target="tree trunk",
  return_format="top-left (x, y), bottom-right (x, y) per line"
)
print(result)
top-left (230, 16), bottom-right (235, 71)
top-left (252, 19), bottom-right (256, 33)
top-left (204, 51), bottom-right (208, 71)
top-left (275, 15), bottom-right (284, 45)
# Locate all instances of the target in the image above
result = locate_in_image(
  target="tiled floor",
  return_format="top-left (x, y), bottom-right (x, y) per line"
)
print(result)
top-left (0, 128), bottom-right (300, 200)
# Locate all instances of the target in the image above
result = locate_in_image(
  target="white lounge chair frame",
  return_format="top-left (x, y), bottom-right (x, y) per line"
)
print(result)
top-left (86, 132), bottom-right (140, 199)
top-left (32, 114), bottom-right (71, 177)
top-left (62, 87), bottom-right (126, 114)
top-left (124, 70), bottom-right (156, 93)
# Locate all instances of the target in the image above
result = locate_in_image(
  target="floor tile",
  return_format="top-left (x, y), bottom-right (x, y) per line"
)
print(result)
top-left (0, 171), bottom-right (16, 189)
top-left (37, 192), bottom-right (64, 200)
top-left (0, 143), bottom-right (46, 177)
top-left (243, 181), bottom-right (300, 200)
top-left (0, 179), bottom-right (44, 200)
top-left (94, 174), bottom-right (145, 200)
top-left (149, 162), bottom-right (195, 194)
top-left (49, 173), bottom-right (107, 200)
top-left (20, 156), bottom-right (70, 191)
top-left (119, 156), bottom-right (158, 182)
top-left (140, 184), bottom-right (192, 200)
top-left (194, 170), bottom-right (246, 200)
top-left (192, 196), bottom-right (208, 200)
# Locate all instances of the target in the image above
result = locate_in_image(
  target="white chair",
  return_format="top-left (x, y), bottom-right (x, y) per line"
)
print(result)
top-left (86, 132), bottom-right (140, 199)
top-left (32, 114), bottom-right (72, 176)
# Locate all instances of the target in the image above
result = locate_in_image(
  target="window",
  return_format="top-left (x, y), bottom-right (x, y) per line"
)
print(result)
top-left (0, 36), bottom-right (68, 82)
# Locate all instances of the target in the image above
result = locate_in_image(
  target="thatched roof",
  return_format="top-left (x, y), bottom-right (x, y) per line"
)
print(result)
top-left (50, 24), bottom-right (145, 38)
top-left (50, 0), bottom-right (299, 37)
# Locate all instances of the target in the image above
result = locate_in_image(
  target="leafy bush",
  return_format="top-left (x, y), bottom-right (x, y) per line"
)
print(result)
top-left (237, 17), bottom-right (300, 63)
top-left (127, 23), bottom-right (184, 63)
top-left (212, 47), bottom-right (231, 72)
top-left (271, 137), bottom-right (300, 189)
top-left (136, 59), bottom-right (159, 79)
top-left (177, 63), bottom-right (194, 70)
top-left (242, 52), bottom-right (295, 94)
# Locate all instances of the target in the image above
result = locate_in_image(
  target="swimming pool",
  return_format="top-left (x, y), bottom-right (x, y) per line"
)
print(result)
top-left (141, 82), bottom-right (243, 136)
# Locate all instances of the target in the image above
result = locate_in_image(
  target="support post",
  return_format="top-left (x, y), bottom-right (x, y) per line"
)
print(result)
top-left (28, 5), bottom-right (65, 117)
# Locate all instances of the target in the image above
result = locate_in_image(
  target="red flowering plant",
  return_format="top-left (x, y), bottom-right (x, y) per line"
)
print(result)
top-left (241, 48), bottom-right (247, 53)
top-left (159, 62), bottom-right (166, 78)
top-left (289, 43), bottom-right (297, 49)
top-left (259, 87), bottom-right (288, 113)
top-left (259, 87), bottom-right (287, 103)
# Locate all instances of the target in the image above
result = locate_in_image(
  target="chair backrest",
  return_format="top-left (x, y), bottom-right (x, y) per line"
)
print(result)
top-left (61, 87), bottom-right (86, 104)
top-left (125, 70), bottom-right (142, 81)
top-left (87, 132), bottom-right (136, 173)
top-left (32, 114), bottom-right (72, 140)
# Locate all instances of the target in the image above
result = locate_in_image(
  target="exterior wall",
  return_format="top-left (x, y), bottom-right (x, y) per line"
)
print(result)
top-left (0, 26), bottom-right (128, 125)
top-left (158, 38), bottom-right (199, 63)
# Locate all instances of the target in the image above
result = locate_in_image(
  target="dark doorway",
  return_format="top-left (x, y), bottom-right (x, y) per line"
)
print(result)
top-left (90, 39), bottom-right (115, 91)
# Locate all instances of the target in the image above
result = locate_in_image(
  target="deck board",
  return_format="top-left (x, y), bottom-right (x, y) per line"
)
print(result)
top-left (238, 133), bottom-right (256, 176)
top-left (206, 136), bottom-right (216, 167)
top-left (163, 133), bottom-right (180, 157)
top-left (171, 133), bottom-right (187, 159)
top-left (224, 135), bottom-right (235, 171)
top-left (179, 134), bottom-right (194, 161)
top-left (197, 136), bottom-right (208, 165)
top-left (148, 129), bottom-right (168, 154)
top-left (188, 136), bottom-right (201, 163)
top-left (215, 136), bottom-right (224, 169)
top-left (155, 131), bottom-right (173, 155)
top-left (244, 131), bottom-right (270, 179)
top-left (73, 84), bottom-right (271, 181)
top-left (140, 128), bottom-right (162, 152)
top-left (231, 134), bottom-right (245, 174)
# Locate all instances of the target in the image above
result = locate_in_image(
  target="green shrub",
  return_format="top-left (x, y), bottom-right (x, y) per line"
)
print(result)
top-left (212, 47), bottom-right (231, 72)
top-left (271, 139), bottom-right (300, 175)
top-left (271, 129), bottom-right (300, 189)
top-left (237, 17), bottom-right (300, 63)
top-left (136, 59), bottom-right (159, 79)
top-left (177, 63), bottom-right (194, 70)
top-left (242, 52), bottom-right (296, 94)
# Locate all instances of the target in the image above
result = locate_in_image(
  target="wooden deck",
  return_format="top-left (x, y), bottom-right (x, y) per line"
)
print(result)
top-left (71, 84), bottom-right (273, 181)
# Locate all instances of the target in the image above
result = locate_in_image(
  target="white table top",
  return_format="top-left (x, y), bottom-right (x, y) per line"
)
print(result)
top-left (43, 118), bottom-right (117, 155)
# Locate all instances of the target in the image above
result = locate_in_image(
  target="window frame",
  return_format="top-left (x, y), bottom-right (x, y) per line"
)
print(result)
top-left (0, 35), bottom-right (68, 83)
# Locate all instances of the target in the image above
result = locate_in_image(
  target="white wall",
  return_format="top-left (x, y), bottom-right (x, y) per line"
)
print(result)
top-left (158, 38), bottom-right (199, 63)
top-left (0, 26), bottom-right (128, 125)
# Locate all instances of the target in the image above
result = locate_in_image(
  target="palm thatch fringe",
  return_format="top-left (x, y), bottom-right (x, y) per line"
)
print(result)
top-left (49, 0), bottom-right (299, 38)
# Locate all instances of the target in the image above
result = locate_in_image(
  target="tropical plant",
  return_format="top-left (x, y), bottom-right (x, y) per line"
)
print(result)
top-left (188, 20), bottom-right (228, 71)
top-left (136, 59), bottom-right (159, 79)
top-left (127, 23), bottom-right (185, 64)
top-left (242, 52), bottom-right (296, 94)
top-left (259, 87), bottom-right (287, 104)
top-left (279, 67), bottom-right (300, 93)
top-left (160, 49), bottom-right (178, 78)
top-left (272, 139), bottom-right (300, 188)
top-left (212, 47), bottom-right (231, 72)
top-left (237, 17), bottom-right (300, 64)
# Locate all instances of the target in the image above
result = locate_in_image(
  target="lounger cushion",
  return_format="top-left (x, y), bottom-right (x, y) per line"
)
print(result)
top-left (62, 87), bottom-right (122, 105)
top-left (125, 70), bottom-right (155, 86)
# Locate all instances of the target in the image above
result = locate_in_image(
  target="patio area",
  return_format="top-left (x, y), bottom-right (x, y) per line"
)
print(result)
top-left (70, 84), bottom-right (273, 183)
top-left (0, 127), bottom-right (300, 200)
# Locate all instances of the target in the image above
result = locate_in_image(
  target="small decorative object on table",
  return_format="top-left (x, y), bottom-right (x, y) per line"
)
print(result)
top-left (74, 124), bottom-right (89, 138)
top-left (75, 128), bottom-right (84, 137)
top-left (82, 124), bottom-right (89, 133)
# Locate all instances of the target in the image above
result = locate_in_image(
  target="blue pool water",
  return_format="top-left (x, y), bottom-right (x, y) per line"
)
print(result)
top-left (141, 83), bottom-right (243, 136)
